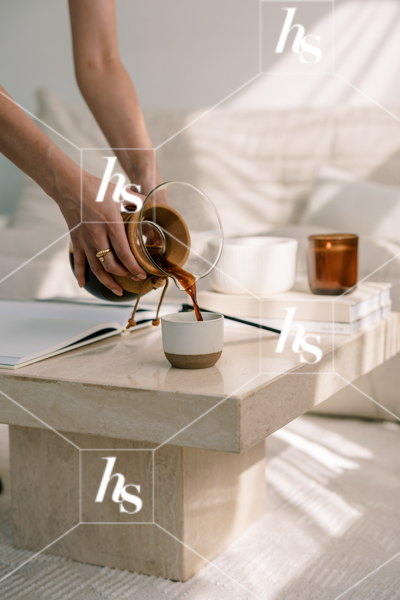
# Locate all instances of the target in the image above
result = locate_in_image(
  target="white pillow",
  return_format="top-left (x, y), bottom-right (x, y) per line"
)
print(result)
top-left (301, 166), bottom-right (400, 243)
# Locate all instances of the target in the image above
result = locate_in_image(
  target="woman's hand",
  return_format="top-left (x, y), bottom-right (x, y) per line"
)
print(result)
top-left (59, 171), bottom-right (147, 296)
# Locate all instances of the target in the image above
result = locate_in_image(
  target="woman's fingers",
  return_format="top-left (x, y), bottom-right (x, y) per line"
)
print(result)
top-left (108, 221), bottom-right (147, 279)
top-left (93, 239), bottom-right (136, 279)
top-left (72, 245), bottom-right (87, 288)
top-left (72, 237), bottom-right (124, 296)
top-left (86, 251), bottom-right (124, 296)
top-left (100, 251), bottom-right (132, 278)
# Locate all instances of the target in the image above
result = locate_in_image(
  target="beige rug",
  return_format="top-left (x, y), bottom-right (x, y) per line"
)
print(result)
top-left (1, 415), bottom-right (399, 600)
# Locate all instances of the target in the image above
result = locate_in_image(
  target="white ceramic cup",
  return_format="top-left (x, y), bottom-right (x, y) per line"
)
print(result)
top-left (161, 312), bottom-right (224, 369)
top-left (209, 236), bottom-right (298, 295)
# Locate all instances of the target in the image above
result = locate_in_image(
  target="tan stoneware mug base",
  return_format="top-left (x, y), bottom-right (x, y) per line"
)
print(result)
top-left (164, 351), bottom-right (222, 369)
top-left (161, 312), bottom-right (224, 370)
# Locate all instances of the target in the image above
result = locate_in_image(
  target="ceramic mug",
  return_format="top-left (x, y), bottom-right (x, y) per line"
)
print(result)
top-left (208, 236), bottom-right (298, 295)
top-left (161, 312), bottom-right (224, 369)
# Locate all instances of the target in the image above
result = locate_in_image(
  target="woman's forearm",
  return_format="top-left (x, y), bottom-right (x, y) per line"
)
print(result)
top-left (0, 84), bottom-right (147, 290)
top-left (68, 0), bottom-right (160, 194)
top-left (0, 85), bottom-right (81, 214)
top-left (75, 58), bottom-right (156, 186)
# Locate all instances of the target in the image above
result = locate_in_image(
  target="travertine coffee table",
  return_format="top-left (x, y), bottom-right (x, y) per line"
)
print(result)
top-left (0, 315), bottom-right (399, 581)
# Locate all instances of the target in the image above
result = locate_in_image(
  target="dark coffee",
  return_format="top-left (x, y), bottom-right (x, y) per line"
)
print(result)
top-left (146, 241), bottom-right (203, 321)
top-left (153, 255), bottom-right (203, 322)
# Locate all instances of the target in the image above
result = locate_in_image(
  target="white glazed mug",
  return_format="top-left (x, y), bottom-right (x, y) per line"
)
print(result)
top-left (209, 236), bottom-right (298, 295)
top-left (161, 312), bottom-right (224, 369)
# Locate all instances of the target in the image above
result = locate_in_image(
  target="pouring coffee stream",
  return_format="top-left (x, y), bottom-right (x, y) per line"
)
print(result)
top-left (148, 248), bottom-right (203, 322)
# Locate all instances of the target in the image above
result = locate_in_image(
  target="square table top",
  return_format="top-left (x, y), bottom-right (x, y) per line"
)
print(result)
top-left (0, 314), bottom-right (398, 452)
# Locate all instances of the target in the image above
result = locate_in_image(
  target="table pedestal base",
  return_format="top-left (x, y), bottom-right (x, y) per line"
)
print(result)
top-left (10, 425), bottom-right (266, 581)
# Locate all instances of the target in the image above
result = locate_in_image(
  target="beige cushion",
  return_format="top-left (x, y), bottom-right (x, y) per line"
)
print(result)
top-left (12, 90), bottom-right (400, 240)
top-left (153, 104), bottom-right (400, 236)
top-left (301, 165), bottom-right (400, 243)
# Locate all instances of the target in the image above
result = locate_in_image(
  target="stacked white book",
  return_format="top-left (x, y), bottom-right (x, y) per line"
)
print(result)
top-left (197, 280), bottom-right (392, 335)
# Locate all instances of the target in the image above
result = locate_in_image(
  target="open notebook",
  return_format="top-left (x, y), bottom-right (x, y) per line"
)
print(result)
top-left (0, 299), bottom-right (180, 369)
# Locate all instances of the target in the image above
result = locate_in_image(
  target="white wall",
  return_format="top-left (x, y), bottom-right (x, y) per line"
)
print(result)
top-left (1, 0), bottom-right (400, 214)
top-left (229, 0), bottom-right (400, 109)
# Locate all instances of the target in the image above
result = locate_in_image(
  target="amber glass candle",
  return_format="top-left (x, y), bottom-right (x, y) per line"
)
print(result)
top-left (307, 234), bottom-right (358, 295)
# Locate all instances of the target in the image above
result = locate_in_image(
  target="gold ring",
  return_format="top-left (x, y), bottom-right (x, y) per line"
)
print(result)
top-left (96, 248), bottom-right (113, 263)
